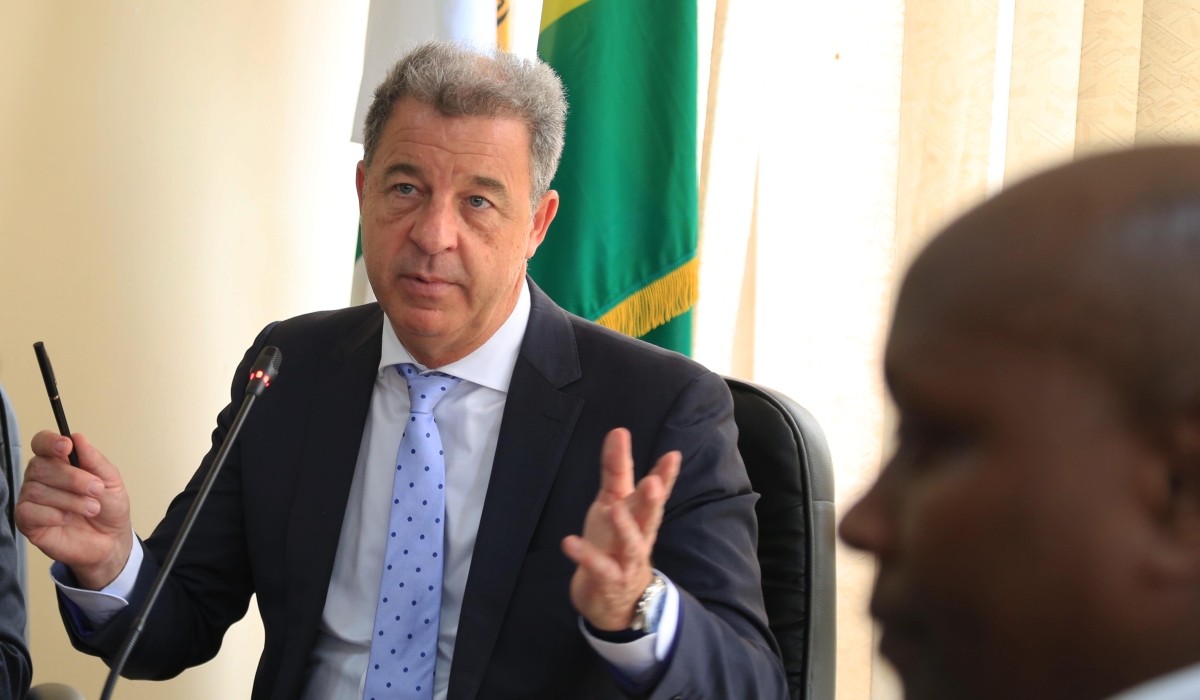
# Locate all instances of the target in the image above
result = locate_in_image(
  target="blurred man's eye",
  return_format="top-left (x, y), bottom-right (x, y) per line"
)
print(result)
top-left (395, 183), bottom-right (416, 195)
top-left (467, 195), bottom-right (492, 209)
top-left (896, 417), bottom-right (973, 468)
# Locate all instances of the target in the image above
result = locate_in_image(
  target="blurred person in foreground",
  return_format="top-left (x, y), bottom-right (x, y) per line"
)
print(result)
top-left (15, 43), bottom-right (785, 699)
top-left (840, 146), bottom-right (1200, 700)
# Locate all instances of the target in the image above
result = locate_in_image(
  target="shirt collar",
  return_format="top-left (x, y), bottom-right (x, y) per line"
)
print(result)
top-left (379, 278), bottom-right (531, 393)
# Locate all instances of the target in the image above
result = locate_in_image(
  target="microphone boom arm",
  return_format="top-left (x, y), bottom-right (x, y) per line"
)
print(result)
top-left (99, 346), bottom-right (281, 700)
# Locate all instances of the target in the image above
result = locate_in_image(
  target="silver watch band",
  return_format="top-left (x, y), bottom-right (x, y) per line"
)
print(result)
top-left (630, 573), bottom-right (667, 633)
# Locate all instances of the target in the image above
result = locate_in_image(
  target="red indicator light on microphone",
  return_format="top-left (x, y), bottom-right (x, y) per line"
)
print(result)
top-left (245, 346), bottom-right (281, 398)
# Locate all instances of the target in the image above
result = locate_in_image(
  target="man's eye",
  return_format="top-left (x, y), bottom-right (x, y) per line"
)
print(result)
top-left (467, 196), bottom-right (491, 209)
top-left (896, 417), bottom-right (973, 467)
top-left (396, 184), bottom-right (416, 195)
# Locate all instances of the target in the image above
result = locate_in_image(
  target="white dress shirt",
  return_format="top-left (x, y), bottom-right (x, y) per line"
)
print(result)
top-left (1107, 663), bottom-right (1200, 700)
top-left (55, 279), bottom-right (679, 699)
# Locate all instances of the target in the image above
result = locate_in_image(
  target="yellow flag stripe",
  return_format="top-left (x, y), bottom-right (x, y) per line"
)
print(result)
top-left (497, 0), bottom-right (511, 51)
top-left (540, 0), bottom-right (592, 33)
top-left (595, 258), bottom-right (698, 339)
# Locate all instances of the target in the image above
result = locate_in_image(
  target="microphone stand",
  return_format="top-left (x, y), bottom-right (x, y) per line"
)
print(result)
top-left (99, 346), bottom-right (281, 700)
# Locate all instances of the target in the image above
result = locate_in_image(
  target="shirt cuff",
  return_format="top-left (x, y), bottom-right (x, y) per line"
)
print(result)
top-left (579, 571), bottom-right (680, 685)
top-left (51, 532), bottom-right (144, 627)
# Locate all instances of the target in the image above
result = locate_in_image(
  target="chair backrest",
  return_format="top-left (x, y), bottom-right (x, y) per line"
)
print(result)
top-left (0, 382), bottom-right (27, 643)
top-left (724, 377), bottom-right (835, 700)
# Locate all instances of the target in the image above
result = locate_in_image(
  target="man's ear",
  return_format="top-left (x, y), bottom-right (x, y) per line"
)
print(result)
top-left (1146, 414), bottom-right (1200, 582)
top-left (356, 161), bottom-right (367, 210)
top-left (525, 190), bottom-right (560, 260)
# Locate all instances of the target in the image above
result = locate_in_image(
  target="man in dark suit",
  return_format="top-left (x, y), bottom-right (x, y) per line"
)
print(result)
top-left (16, 42), bottom-right (786, 699)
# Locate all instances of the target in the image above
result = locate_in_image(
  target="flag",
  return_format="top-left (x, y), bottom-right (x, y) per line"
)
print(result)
top-left (497, 0), bottom-right (512, 52)
top-left (351, 0), bottom-right (498, 305)
top-left (531, 0), bottom-right (698, 354)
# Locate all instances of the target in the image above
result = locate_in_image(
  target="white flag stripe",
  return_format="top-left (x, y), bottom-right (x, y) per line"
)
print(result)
top-left (351, 0), bottom-right (496, 144)
top-left (351, 254), bottom-right (376, 305)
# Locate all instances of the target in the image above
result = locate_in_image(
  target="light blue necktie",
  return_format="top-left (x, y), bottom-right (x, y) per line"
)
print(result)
top-left (363, 364), bottom-right (461, 700)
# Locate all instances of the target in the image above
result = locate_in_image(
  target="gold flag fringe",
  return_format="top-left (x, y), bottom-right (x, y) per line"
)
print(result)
top-left (596, 257), bottom-right (698, 338)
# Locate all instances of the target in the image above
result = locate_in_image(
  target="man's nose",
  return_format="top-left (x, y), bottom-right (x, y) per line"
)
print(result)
top-left (838, 478), bottom-right (894, 556)
top-left (409, 196), bottom-right (459, 256)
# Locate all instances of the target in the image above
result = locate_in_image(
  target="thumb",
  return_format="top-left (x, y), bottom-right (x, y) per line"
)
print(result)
top-left (71, 433), bottom-right (121, 484)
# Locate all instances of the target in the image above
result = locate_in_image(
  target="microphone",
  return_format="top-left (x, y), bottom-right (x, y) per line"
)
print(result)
top-left (99, 346), bottom-right (282, 700)
top-left (245, 345), bottom-right (282, 397)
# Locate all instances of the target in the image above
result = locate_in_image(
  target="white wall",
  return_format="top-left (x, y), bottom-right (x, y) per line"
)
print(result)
top-left (0, 1), bottom-right (369, 696)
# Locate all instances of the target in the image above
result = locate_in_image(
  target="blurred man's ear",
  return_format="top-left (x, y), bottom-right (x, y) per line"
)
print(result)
top-left (1146, 414), bottom-right (1200, 582)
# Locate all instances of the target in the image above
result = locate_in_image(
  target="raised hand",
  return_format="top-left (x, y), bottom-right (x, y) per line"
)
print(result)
top-left (562, 428), bottom-right (681, 631)
top-left (16, 431), bottom-right (133, 590)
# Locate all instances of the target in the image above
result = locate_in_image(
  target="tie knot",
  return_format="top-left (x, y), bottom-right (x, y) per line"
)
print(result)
top-left (397, 363), bottom-right (461, 414)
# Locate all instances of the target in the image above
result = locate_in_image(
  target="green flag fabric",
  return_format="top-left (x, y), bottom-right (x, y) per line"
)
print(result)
top-left (533, 0), bottom-right (698, 355)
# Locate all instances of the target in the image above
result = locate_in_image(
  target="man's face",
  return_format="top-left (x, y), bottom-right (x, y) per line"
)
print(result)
top-left (357, 98), bottom-right (556, 362)
top-left (839, 317), bottom-right (1168, 700)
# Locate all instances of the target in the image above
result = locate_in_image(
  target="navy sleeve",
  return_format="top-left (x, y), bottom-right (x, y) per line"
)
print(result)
top-left (636, 371), bottom-right (788, 700)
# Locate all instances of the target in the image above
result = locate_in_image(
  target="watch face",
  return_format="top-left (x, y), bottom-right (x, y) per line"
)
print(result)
top-left (635, 576), bottom-right (667, 633)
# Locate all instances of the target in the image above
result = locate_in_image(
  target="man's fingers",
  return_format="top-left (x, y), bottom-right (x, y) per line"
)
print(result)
top-left (20, 480), bottom-right (100, 517)
top-left (26, 456), bottom-right (102, 496)
top-left (30, 430), bottom-right (73, 459)
top-left (608, 501), bottom-right (646, 567)
top-left (15, 499), bottom-right (68, 532)
top-left (71, 433), bottom-right (120, 484)
top-left (562, 535), bottom-right (623, 582)
top-left (629, 474), bottom-right (664, 533)
top-left (628, 451), bottom-right (681, 532)
top-left (27, 431), bottom-right (119, 487)
top-left (598, 428), bottom-right (635, 501)
top-left (651, 450), bottom-right (682, 498)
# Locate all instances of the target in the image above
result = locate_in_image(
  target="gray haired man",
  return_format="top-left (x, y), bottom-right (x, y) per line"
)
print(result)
top-left (20, 43), bottom-right (787, 699)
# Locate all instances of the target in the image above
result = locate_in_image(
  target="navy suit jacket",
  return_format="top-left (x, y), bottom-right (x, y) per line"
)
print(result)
top-left (60, 281), bottom-right (787, 699)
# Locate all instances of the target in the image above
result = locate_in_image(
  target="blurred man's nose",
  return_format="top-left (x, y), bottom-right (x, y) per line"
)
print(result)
top-left (838, 480), bottom-right (894, 556)
top-left (409, 194), bottom-right (459, 256)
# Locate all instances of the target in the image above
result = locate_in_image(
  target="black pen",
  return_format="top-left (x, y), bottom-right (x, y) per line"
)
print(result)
top-left (33, 341), bottom-right (80, 467)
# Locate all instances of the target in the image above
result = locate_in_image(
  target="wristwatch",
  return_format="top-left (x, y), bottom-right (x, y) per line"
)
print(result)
top-left (629, 573), bottom-right (667, 633)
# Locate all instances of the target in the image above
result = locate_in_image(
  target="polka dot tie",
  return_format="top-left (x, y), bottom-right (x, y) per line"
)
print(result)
top-left (362, 364), bottom-right (461, 700)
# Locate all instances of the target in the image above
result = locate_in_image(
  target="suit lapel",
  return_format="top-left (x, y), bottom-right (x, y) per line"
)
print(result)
top-left (274, 308), bottom-right (383, 700)
top-left (446, 282), bottom-right (584, 700)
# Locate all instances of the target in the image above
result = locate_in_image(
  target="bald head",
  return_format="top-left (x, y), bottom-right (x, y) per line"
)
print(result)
top-left (841, 146), bottom-right (1200, 700)
top-left (899, 146), bottom-right (1200, 436)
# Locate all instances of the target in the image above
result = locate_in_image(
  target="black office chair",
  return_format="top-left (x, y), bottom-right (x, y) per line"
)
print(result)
top-left (725, 377), bottom-right (836, 700)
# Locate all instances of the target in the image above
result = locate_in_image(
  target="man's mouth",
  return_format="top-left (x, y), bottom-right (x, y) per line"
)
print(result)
top-left (401, 274), bottom-right (455, 296)
top-left (872, 600), bottom-right (929, 672)
top-left (878, 621), bottom-right (923, 665)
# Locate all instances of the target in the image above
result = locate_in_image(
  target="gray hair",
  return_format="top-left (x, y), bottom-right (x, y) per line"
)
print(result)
top-left (362, 41), bottom-right (568, 209)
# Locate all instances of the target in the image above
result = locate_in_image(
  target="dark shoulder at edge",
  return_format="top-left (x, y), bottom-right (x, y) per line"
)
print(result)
top-left (567, 313), bottom-right (713, 388)
top-left (256, 303), bottom-right (382, 360)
